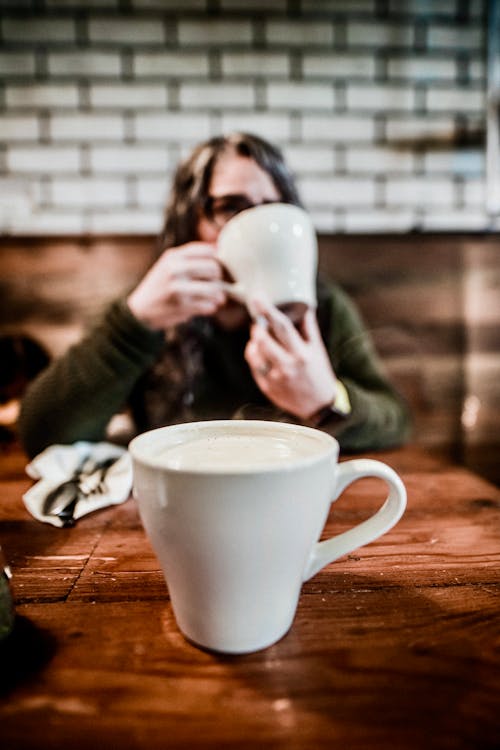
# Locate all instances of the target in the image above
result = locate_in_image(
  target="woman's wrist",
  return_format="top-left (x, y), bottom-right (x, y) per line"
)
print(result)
top-left (306, 380), bottom-right (352, 427)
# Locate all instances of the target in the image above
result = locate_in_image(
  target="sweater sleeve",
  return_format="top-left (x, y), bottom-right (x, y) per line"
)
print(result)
top-left (18, 298), bottom-right (165, 458)
top-left (319, 283), bottom-right (412, 451)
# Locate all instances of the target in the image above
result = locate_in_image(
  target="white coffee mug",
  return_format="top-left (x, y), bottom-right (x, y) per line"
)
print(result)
top-left (217, 202), bottom-right (318, 313)
top-left (129, 420), bottom-right (406, 655)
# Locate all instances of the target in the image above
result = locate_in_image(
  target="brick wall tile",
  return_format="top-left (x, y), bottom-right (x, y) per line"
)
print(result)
top-left (426, 87), bottom-right (484, 113)
top-left (385, 115), bottom-right (455, 141)
top-left (6, 84), bottom-right (79, 109)
top-left (7, 146), bottom-right (80, 174)
top-left (89, 145), bottom-right (170, 173)
top-left (386, 177), bottom-right (455, 207)
top-left (0, 53), bottom-right (36, 77)
top-left (87, 209), bottom-right (161, 234)
top-left (298, 176), bottom-right (376, 207)
top-left (221, 52), bottom-right (289, 78)
top-left (344, 209), bottom-right (416, 233)
top-left (1, 16), bottom-right (76, 42)
top-left (388, 56), bottom-right (457, 82)
top-left (221, 0), bottom-right (287, 9)
top-left (47, 0), bottom-right (120, 6)
top-left (220, 112), bottom-right (292, 140)
top-left (308, 209), bottom-right (339, 233)
top-left (50, 113), bottom-right (125, 141)
top-left (427, 26), bottom-right (483, 52)
top-left (1, 115), bottom-right (39, 141)
top-left (265, 20), bottom-right (334, 46)
top-left (131, 0), bottom-right (205, 7)
top-left (347, 22), bottom-right (413, 48)
top-left (90, 83), bottom-right (168, 108)
top-left (423, 149), bottom-right (484, 176)
top-left (283, 144), bottom-right (336, 174)
top-left (387, 0), bottom-right (456, 13)
top-left (51, 177), bottom-right (128, 206)
top-left (88, 17), bottom-right (165, 44)
top-left (136, 176), bottom-right (170, 208)
top-left (266, 82), bottom-right (335, 110)
top-left (9, 210), bottom-right (85, 235)
top-left (346, 146), bottom-right (414, 174)
top-left (422, 210), bottom-right (488, 231)
top-left (179, 83), bottom-right (255, 109)
top-left (301, 114), bottom-right (375, 142)
top-left (135, 112), bottom-right (211, 141)
top-left (303, 53), bottom-right (375, 79)
top-left (1, 0), bottom-right (40, 6)
top-left (0, 177), bottom-right (41, 222)
top-left (134, 52), bottom-right (209, 78)
top-left (302, 0), bottom-right (375, 10)
top-left (469, 60), bottom-right (486, 81)
top-left (48, 52), bottom-right (121, 77)
top-left (347, 84), bottom-right (414, 111)
top-left (468, 0), bottom-right (487, 16)
top-left (463, 179), bottom-right (484, 206)
top-left (179, 20), bottom-right (253, 46)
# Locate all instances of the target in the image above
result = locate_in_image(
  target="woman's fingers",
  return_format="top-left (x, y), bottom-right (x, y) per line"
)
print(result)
top-left (162, 243), bottom-right (223, 282)
top-left (249, 297), bottom-right (304, 352)
top-left (246, 329), bottom-right (299, 392)
top-left (300, 307), bottom-right (322, 343)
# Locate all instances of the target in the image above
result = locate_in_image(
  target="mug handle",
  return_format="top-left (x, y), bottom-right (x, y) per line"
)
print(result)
top-left (219, 280), bottom-right (246, 304)
top-left (303, 459), bottom-right (407, 581)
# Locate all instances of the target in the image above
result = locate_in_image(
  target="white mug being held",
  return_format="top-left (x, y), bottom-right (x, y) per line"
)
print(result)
top-left (217, 202), bottom-right (318, 320)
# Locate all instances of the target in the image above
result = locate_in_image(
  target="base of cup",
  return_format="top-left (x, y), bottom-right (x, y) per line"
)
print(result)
top-left (181, 624), bottom-right (293, 656)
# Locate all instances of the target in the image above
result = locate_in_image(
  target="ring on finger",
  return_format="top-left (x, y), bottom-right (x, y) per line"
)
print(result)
top-left (257, 362), bottom-right (272, 377)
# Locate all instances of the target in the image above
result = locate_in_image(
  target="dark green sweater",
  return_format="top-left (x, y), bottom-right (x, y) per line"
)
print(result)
top-left (19, 280), bottom-right (411, 458)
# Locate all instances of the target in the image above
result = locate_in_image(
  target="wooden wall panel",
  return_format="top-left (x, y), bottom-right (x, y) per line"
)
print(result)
top-left (0, 234), bottom-right (499, 484)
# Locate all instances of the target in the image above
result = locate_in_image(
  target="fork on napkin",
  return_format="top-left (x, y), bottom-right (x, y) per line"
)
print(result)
top-left (23, 441), bottom-right (133, 527)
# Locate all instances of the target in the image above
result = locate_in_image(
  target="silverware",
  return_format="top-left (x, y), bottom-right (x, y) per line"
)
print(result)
top-left (42, 456), bottom-right (119, 526)
top-left (56, 456), bottom-right (119, 527)
top-left (42, 456), bottom-right (96, 517)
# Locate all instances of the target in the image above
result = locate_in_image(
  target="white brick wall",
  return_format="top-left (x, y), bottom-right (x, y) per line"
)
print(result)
top-left (51, 177), bottom-right (128, 207)
top-left (0, 1), bottom-right (490, 235)
top-left (265, 21), bottom-right (334, 47)
top-left (135, 112), bottom-right (211, 142)
top-left (89, 84), bottom-right (169, 109)
top-left (50, 114), bottom-right (125, 141)
top-left (6, 84), bottom-right (79, 109)
top-left (87, 18), bottom-right (165, 44)
top-left (179, 82), bottom-right (255, 109)
top-left (301, 115), bottom-right (375, 142)
top-left (221, 53), bottom-right (289, 78)
top-left (48, 52), bottom-right (121, 78)
top-left (7, 146), bottom-right (80, 174)
top-left (1, 16), bottom-right (76, 42)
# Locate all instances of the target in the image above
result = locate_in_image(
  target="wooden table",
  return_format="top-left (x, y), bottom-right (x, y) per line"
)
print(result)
top-left (1, 442), bottom-right (499, 750)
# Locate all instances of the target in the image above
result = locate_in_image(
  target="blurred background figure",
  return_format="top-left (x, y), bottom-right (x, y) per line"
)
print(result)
top-left (0, 336), bottom-right (49, 445)
top-left (18, 133), bottom-right (411, 458)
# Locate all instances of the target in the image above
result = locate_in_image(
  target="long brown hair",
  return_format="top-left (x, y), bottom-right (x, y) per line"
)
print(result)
top-left (158, 132), bottom-right (302, 251)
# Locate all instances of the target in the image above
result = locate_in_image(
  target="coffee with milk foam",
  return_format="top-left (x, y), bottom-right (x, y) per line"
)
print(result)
top-left (154, 429), bottom-right (327, 472)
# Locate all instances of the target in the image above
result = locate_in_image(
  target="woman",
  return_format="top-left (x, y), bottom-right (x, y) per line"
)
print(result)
top-left (19, 133), bottom-right (411, 458)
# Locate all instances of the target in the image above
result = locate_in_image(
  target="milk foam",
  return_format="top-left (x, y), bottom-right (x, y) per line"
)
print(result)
top-left (155, 432), bottom-right (324, 472)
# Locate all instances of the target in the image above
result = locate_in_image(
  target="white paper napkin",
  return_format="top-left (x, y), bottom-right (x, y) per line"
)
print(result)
top-left (23, 441), bottom-right (133, 528)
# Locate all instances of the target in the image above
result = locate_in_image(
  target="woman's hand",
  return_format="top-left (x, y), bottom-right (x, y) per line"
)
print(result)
top-left (245, 299), bottom-right (338, 421)
top-left (127, 242), bottom-right (226, 331)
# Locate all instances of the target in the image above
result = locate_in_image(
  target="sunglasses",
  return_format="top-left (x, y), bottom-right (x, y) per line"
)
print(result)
top-left (204, 194), bottom-right (283, 229)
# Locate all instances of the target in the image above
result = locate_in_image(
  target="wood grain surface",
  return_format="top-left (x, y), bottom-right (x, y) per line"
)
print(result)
top-left (1, 442), bottom-right (499, 750)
